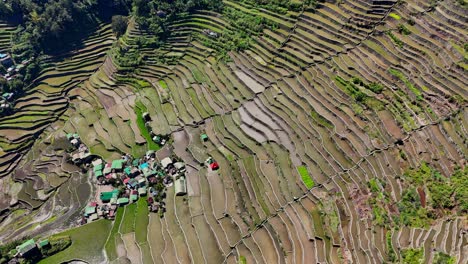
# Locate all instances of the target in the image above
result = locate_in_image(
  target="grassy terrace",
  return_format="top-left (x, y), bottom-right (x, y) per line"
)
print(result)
top-left (39, 220), bottom-right (112, 263)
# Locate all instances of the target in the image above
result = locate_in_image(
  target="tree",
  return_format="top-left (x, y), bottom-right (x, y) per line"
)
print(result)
top-left (111, 15), bottom-right (128, 37)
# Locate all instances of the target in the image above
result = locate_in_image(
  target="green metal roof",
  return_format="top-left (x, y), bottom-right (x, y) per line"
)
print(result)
top-left (124, 167), bottom-right (132, 175)
top-left (95, 170), bottom-right (103, 178)
top-left (101, 189), bottom-right (119, 202)
top-left (84, 206), bottom-right (96, 215)
top-left (201, 134), bottom-right (208, 140)
top-left (117, 198), bottom-right (129, 204)
top-left (100, 192), bottom-right (113, 202)
top-left (17, 239), bottom-right (36, 255)
top-left (111, 159), bottom-right (125, 170)
top-left (38, 239), bottom-right (49, 248)
top-left (132, 159), bottom-right (140, 166)
top-left (138, 187), bottom-right (147, 195)
top-left (93, 163), bottom-right (104, 172)
top-left (130, 194), bottom-right (138, 201)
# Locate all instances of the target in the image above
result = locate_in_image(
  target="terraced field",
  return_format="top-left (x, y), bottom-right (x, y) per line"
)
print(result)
top-left (0, 23), bottom-right (115, 240)
top-left (0, 0), bottom-right (466, 263)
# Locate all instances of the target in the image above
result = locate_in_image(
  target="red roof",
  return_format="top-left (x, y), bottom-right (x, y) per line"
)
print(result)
top-left (123, 178), bottom-right (130, 184)
top-left (210, 162), bottom-right (219, 170)
top-left (89, 202), bottom-right (97, 207)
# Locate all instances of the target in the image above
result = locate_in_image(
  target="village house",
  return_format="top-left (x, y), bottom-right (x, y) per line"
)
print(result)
top-left (16, 239), bottom-right (38, 258)
top-left (161, 157), bottom-right (173, 170)
top-left (0, 53), bottom-right (13, 67)
top-left (175, 177), bottom-right (187, 196)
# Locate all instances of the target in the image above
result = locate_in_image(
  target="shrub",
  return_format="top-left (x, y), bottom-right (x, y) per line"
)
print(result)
top-left (40, 236), bottom-right (72, 257)
top-left (401, 247), bottom-right (424, 264)
top-left (398, 24), bottom-right (411, 35)
top-left (433, 252), bottom-right (456, 264)
top-left (111, 15), bottom-right (128, 38)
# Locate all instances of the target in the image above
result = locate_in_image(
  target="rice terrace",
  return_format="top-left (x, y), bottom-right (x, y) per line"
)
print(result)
top-left (0, 0), bottom-right (466, 263)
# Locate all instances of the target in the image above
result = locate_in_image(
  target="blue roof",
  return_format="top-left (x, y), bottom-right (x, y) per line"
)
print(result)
top-left (0, 54), bottom-right (7, 59)
top-left (139, 163), bottom-right (149, 170)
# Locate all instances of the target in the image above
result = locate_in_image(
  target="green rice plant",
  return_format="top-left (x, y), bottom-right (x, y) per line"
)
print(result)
top-left (104, 207), bottom-right (124, 262)
top-left (310, 109), bottom-right (334, 129)
top-left (120, 203), bottom-right (137, 234)
top-left (386, 230), bottom-right (397, 262)
top-left (158, 80), bottom-right (168, 89)
top-left (388, 68), bottom-right (423, 100)
top-left (297, 166), bottom-right (314, 188)
top-left (387, 31), bottom-right (404, 48)
top-left (135, 198), bottom-right (149, 244)
top-left (389, 13), bottom-right (401, 20)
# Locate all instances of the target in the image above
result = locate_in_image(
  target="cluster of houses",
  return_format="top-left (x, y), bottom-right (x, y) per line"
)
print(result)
top-left (66, 133), bottom-right (95, 165)
top-left (65, 131), bottom-right (188, 223)
top-left (0, 91), bottom-right (14, 113)
top-left (0, 53), bottom-right (32, 81)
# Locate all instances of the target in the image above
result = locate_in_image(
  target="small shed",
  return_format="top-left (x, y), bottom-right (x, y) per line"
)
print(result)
top-left (139, 162), bottom-right (149, 170)
top-left (38, 239), bottom-right (50, 249)
top-left (210, 162), bottom-right (219, 170)
top-left (110, 197), bottom-right (118, 205)
top-left (146, 150), bottom-right (155, 158)
top-left (117, 198), bottom-right (129, 206)
top-left (103, 163), bottom-right (112, 175)
top-left (127, 178), bottom-right (138, 189)
top-left (84, 205), bottom-right (97, 216)
top-left (92, 159), bottom-right (103, 167)
top-left (137, 177), bottom-right (146, 187)
top-left (111, 159), bottom-right (125, 171)
top-left (88, 213), bottom-right (98, 222)
top-left (175, 177), bottom-right (187, 196)
top-left (138, 187), bottom-right (147, 196)
top-left (95, 170), bottom-right (103, 179)
top-left (161, 157), bottom-right (172, 169)
top-left (142, 112), bottom-right (150, 121)
top-left (143, 168), bottom-right (156, 178)
top-left (200, 134), bottom-right (208, 142)
top-left (130, 193), bottom-right (138, 202)
top-left (174, 162), bottom-right (186, 172)
top-left (93, 163), bottom-right (104, 173)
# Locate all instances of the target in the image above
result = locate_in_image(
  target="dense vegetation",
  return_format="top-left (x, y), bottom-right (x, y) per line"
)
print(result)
top-left (0, 0), bottom-right (131, 101)
top-left (238, 0), bottom-right (321, 13)
top-left (133, 0), bottom-right (223, 35)
top-left (366, 164), bottom-right (467, 229)
top-left (401, 247), bottom-right (424, 264)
